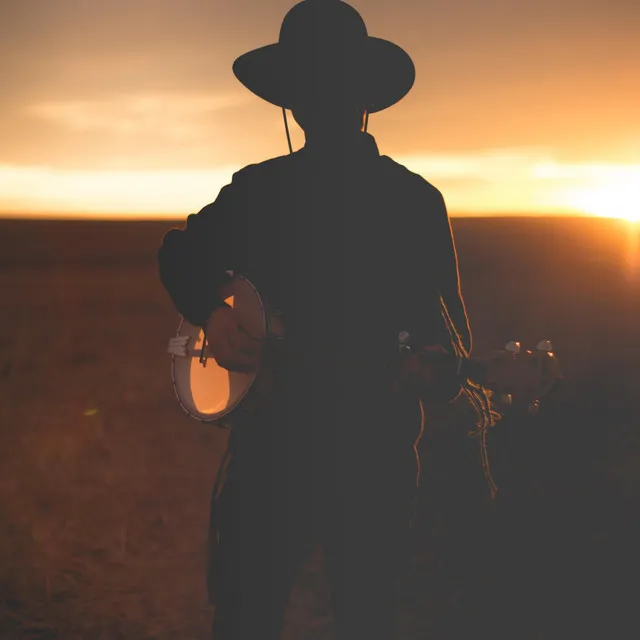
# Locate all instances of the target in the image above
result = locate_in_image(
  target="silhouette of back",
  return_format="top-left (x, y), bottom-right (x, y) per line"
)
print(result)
top-left (157, 2), bottom-right (474, 639)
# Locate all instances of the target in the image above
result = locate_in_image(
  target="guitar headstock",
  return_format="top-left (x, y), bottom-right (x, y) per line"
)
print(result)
top-left (471, 339), bottom-right (563, 413)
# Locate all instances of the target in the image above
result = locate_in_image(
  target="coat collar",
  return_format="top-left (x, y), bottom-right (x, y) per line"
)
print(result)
top-left (297, 131), bottom-right (380, 161)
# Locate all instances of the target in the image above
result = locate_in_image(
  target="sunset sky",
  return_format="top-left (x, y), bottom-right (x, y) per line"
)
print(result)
top-left (1, 0), bottom-right (638, 219)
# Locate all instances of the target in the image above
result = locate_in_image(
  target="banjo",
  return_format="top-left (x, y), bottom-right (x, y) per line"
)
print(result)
top-left (167, 275), bottom-right (563, 427)
top-left (168, 276), bottom-right (284, 428)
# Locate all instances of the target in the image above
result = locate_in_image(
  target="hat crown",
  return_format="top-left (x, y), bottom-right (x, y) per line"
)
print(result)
top-left (232, 0), bottom-right (415, 114)
top-left (279, 0), bottom-right (368, 51)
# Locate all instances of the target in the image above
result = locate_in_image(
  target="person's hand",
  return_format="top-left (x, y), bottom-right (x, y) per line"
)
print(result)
top-left (395, 345), bottom-right (462, 402)
top-left (204, 306), bottom-right (262, 373)
top-left (396, 345), bottom-right (443, 389)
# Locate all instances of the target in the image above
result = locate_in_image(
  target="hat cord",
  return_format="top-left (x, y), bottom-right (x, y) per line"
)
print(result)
top-left (282, 107), bottom-right (294, 154)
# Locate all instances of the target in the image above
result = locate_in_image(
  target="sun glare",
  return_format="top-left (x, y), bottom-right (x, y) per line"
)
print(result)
top-left (1, 158), bottom-right (639, 220)
top-left (563, 166), bottom-right (640, 223)
top-left (0, 165), bottom-right (237, 218)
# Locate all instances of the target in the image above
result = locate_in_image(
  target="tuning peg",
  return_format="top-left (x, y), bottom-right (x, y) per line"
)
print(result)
top-left (536, 339), bottom-right (554, 352)
top-left (505, 341), bottom-right (521, 354)
top-left (398, 330), bottom-right (412, 354)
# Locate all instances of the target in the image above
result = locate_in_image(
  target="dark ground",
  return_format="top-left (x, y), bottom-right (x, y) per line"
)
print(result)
top-left (0, 216), bottom-right (638, 639)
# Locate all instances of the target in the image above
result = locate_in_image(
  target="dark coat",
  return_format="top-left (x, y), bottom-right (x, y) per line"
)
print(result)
top-left (158, 131), bottom-right (475, 618)
top-left (158, 131), bottom-right (471, 419)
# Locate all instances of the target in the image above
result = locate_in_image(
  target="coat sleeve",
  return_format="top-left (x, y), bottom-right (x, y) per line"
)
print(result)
top-left (157, 171), bottom-right (248, 328)
top-left (429, 188), bottom-right (473, 355)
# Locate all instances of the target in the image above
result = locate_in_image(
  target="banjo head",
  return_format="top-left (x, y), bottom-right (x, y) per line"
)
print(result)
top-left (170, 276), bottom-right (279, 425)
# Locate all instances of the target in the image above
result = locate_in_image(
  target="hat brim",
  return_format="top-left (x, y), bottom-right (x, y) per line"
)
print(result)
top-left (232, 37), bottom-right (415, 114)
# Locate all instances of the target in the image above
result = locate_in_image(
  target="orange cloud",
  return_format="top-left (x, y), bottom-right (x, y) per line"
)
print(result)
top-left (27, 92), bottom-right (249, 140)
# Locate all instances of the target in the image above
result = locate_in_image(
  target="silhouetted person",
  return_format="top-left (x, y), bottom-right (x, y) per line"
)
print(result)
top-left (158, 1), bottom-right (476, 638)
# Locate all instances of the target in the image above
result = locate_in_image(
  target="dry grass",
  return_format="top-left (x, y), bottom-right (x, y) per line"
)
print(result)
top-left (0, 217), bottom-right (638, 639)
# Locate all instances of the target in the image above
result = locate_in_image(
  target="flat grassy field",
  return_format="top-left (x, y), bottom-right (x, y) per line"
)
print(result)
top-left (0, 216), bottom-right (638, 639)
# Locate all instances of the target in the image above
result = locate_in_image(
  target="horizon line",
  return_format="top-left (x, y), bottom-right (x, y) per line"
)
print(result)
top-left (0, 210), bottom-right (595, 222)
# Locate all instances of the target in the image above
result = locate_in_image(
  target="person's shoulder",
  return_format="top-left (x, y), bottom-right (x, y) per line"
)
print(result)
top-left (196, 153), bottom-right (294, 214)
top-left (378, 154), bottom-right (444, 202)
top-left (231, 152), bottom-right (296, 185)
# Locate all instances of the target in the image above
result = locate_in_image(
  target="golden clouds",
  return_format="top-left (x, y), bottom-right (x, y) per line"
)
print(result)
top-left (27, 92), bottom-right (249, 140)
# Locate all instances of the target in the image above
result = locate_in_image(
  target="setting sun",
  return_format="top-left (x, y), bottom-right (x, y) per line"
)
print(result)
top-left (2, 156), bottom-right (639, 220)
top-left (562, 165), bottom-right (640, 222)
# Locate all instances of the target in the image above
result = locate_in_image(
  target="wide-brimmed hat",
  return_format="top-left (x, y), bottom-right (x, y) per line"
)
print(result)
top-left (232, 0), bottom-right (415, 113)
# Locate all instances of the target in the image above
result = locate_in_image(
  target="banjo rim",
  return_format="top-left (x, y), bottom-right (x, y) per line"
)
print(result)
top-left (170, 275), bottom-right (269, 426)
